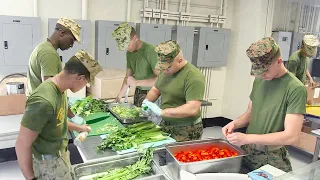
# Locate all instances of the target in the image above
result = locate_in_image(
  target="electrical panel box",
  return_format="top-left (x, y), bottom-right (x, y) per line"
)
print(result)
top-left (290, 32), bottom-right (304, 55)
top-left (48, 18), bottom-right (92, 63)
top-left (171, 26), bottom-right (194, 63)
top-left (95, 21), bottom-right (134, 70)
top-left (0, 15), bottom-right (41, 76)
top-left (192, 27), bottom-right (231, 67)
top-left (136, 23), bottom-right (172, 46)
top-left (272, 31), bottom-right (292, 61)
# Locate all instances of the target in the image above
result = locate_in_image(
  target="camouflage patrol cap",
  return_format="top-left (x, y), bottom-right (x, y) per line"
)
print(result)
top-left (57, 18), bottom-right (81, 43)
top-left (246, 37), bottom-right (280, 76)
top-left (112, 22), bottom-right (132, 51)
top-left (155, 40), bottom-right (181, 71)
top-left (74, 50), bottom-right (102, 86)
top-left (303, 35), bottom-right (319, 57)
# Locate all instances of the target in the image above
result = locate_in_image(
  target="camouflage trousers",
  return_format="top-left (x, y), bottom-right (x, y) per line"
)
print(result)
top-left (160, 120), bottom-right (203, 142)
top-left (240, 144), bottom-right (292, 174)
top-left (134, 89), bottom-right (149, 107)
top-left (33, 151), bottom-right (74, 180)
top-left (156, 120), bottom-right (203, 165)
top-left (134, 88), bottom-right (161, 107)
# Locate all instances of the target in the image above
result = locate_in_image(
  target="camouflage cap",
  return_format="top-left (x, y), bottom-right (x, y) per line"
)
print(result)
top-left (74, 50), bottom-right (102, 86)
top-left (112, 22), bottom-right (132, 51)
top-left (57, 18), bottom-right (81, 43)
top-left (246, 37), bottom-right (280, 76)
top-left (303, 35), bottom-right (319, 57)
top-left (155, 40), bottom-right (181, 71)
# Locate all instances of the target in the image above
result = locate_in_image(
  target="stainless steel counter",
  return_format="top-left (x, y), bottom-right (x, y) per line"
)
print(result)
top-left (75, 135), bottom-right (118, 162)
top-left (275, 160), bottom-right (320, 179)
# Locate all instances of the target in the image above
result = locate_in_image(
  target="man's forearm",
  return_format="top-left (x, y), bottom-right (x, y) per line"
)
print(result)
top-left (16, 140), bottom-right (34, 179)
top-left (306, 69), bottom-right (313, 81)
top-left (247, 131), bottom-right (300, 146)
top-left (136, 77), bottom-right (157, 87)
top-left (162, 104), bottom-right (199, 118)
top-left (68, 107), bottom-right (75, 118)
top-left (233, 112), bottom-right (251, 129)
top-left (145, 88), bottom-right (160, 102)
top-left (117, 78), bottom-right (129, 98)
top-left (68, 122), bottom-right (83, 132)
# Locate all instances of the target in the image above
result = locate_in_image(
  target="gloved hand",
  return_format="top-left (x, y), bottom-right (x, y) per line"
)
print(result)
top-left (69, 115), bottom-right (85, 125)
top-left (142, 99), bottom-right (162, 116)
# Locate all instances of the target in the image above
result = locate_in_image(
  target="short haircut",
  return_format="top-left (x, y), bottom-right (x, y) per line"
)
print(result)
top-left (64, 56), bottom-right (90, 80)
top-left (272, 48), bottom-right (282, 62)
top-left (130, 27), bottom-right (137, 38)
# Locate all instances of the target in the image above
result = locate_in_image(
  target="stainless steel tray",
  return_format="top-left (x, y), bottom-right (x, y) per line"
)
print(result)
top-left (107, 103), bottom-right (148, 124)
top-left (164, 139), bottom-right (247, 180)
top-left (74, 155), bottom-right (163, 180)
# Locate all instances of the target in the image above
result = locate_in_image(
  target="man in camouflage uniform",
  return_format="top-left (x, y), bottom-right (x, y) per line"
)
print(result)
top-left (16, 50), bottom-right (102, 180)
top-left (222, 37), bottom-right (306, 173)
top-left (287, 35), bottom-right (319, 88)
top-left (27, 18), bottom-right (90, 131)
top-left (112, 22), bottom-right (159, 107)
top-left (142, 40), bottom-right (205, 142)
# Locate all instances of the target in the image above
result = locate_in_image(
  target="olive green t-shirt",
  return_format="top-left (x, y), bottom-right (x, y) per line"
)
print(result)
top-left (247, 72), bottom-right (306, 134)
top-left (21, 81), bottom-right (68, 155)
top-left (127, 42), bottom-right (158, 90)
top-left (27, 41), bottom-right (61, 96)
top-left (155, 63), bottom-right (205, 123)
top-left (287, 50), bottom-right (308, 84)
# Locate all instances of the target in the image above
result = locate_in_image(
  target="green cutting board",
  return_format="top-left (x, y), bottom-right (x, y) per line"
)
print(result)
top-left (73, 113), bottom-right (124, 137)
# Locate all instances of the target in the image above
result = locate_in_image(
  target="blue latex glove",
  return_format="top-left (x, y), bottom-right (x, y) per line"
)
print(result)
top-left (68, 115), bottom-right (85, 125)
top-left (142, 99), bottom-right (162, 116)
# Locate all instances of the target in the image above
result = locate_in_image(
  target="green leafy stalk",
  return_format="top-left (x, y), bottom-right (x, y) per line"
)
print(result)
top-left (71, 95), bottom-right (106, 117)
top-left (97, 122), bottom-right (170, 151)
top-left (93, 147), bottom-right (154, 180)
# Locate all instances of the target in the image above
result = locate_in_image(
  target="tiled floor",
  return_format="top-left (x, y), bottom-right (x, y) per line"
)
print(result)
top-left (0, 126), bottom-right (313, 180)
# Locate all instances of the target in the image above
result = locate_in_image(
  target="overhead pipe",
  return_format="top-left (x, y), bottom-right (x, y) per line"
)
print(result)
top-left (179, 0), bottom-right (183, 12)
top-left (127, 0), bottom-right (132, 21)
top-left (165, 0), bottom-right (169, 24)
top-left (222, 0), bottom-right (227, 28)
top-left (81, 0), bottom-right (88, 20)
top-left (33, 0), bottom-right (38, 17)
top-left (186, 0), bottom-right (191, 13)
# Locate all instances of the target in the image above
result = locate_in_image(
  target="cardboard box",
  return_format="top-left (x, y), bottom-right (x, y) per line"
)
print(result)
top-left (87, 69), bottom-right (135, 99)
top-left (306, 86), bottom-right (320, 105)
top-left (293, 132), bottom-right (317, 154)
top-left (0, 94), bottom-right (26, 115)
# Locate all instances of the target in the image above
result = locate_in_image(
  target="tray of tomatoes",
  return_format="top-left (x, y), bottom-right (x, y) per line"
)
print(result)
top-left (174, 147), bottom-right (239, 163)
top-left (164, 139), bottom-right (247, 179)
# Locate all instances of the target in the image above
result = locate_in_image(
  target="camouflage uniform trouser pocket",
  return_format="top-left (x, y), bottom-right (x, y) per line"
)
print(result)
top-left (133, 89), bottom-right (161, 107)
top-left (240, 144), bottom-right (292, 174)
top-left (33, 151), bottom-right (74, 180)
top-left (134, 90), bottom-right (148, 107)
top-left (160, 121), bottom-right (203, 142)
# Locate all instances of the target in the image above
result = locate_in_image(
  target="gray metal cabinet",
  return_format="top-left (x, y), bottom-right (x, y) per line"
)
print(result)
top-left (0, 15), bottom-right (41, 76)
top-left (136, 23), bottom-right (172, 46)
top-left (192, 27), bottom-right (231, 67)
top-left (172, 26), bottom-right (194, 63)
top-left (95, 21), bottom-right (134, 70)
top-left (48, 18), bottom-right (92, 63)
top-left (272, 31), bottom-right (292, 61)
top-left (290, 32), bottom-right (304, 55)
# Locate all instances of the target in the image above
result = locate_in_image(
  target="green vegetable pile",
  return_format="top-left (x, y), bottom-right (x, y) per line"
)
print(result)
top-left (111, 105), bottom-right (141, 119)
top-left (94, 147), bottom-right (154, 180)
top-left (71, 95), bottom-right (106, 117)
top-left (97, 121), bottom-right (169, 151)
